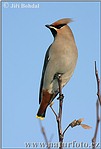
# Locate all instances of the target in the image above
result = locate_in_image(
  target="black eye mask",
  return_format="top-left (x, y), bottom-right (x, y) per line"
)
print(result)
top-left (54, 24), bottom-right (66, 29)
top-left (50, 24), bottom-right (66, 37)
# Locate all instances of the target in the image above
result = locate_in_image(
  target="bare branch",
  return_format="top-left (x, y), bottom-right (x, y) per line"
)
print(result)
top-left (39, 120), bottom-right (50, 149)
top-left (63, 124), bottom-right (70, 136)
top-left (94, 61), bottom-right (101, 105)
top-left (57, 74), bottom-right (64, 149)
top-left (50, 73), bottom-right (64, 149)
top-left (50, 73), bottom-right (91, 149)
top-left (92, 61), bottom-right (101, 149)
top-left (50, 103), bottom-right (58, 118)
top-left (63, 118), bottom-right (91, 136)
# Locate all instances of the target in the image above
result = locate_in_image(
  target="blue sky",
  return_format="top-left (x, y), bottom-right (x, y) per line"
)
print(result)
top-left (2, 1), bottom-right (100, 148)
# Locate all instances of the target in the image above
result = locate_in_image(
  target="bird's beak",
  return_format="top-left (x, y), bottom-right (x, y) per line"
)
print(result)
top-left (45, 25), bottom-right (51, 29)
top-left (45, 25), bottom-right (57, 31)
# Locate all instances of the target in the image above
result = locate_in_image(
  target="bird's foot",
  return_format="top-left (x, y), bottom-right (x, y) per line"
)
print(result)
top-left (54, 73), bottom-right (63, 80)
top-left (57, 94), bottom-right (64, 101)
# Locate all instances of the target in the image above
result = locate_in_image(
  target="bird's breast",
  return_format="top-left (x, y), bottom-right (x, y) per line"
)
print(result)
top-left (43, 37), bottom-right (78, 94)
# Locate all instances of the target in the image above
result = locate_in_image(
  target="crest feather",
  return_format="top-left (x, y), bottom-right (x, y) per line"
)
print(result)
top-left (51, 18), bottom-right (73, 26)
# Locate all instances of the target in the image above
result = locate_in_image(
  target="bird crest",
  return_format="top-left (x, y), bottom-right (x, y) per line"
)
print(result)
top-left (51, 18), bottom-right (73, 27)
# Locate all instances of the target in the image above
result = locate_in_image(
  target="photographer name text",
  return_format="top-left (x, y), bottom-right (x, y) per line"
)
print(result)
top-left (4, 3), bottom-right (40, 9)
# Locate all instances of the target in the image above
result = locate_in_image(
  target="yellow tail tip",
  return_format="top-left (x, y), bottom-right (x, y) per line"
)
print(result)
top-left (36, 115), bottom-right (44, 120)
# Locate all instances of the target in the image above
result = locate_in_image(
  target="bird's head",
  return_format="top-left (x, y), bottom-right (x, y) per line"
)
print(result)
top-left (45, 18), bottom-right (73, 37)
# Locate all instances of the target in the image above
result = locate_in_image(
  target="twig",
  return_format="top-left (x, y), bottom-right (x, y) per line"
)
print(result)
top-left (62, 118), bottom-right (91, 136)
top-left (50, 104), bottom-right (57, 118)
top-left (39, 120), bottom-right (50, 149)
top-left (57, 74), bottom-right (64, 149)
top-left (58, 75), bottom-right (64, 149)
top-left (50, 73), bottom-right (92, 149)
top-left (94, 61), bottom-right (101, 105)
top-left (92, 61), bottom-right (101, 149)
top-left (63, 124), bottom-right (70, 136)
top-left (50, 74), bottom-right (64, 149)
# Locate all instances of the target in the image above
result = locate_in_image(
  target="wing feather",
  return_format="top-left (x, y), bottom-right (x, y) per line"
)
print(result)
top-left (39, 45), bottom-right (51, 104)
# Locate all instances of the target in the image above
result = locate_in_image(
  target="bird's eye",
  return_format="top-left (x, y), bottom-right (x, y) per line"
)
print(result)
top-left (56, 25), bottom-right (62, 29)
top-left (56, 24), bottom-right (66, 29)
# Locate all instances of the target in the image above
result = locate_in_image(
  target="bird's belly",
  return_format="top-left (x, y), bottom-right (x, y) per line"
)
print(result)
top-left (46, 63), bottom-right (76, 94)
top-left (43, 52), bottom-right (77, 94)
top-left (51, 54), bottom-right (70, 73)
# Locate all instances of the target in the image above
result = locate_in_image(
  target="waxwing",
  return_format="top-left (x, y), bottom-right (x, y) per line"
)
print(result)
top-left (36, 18), bottom-right (78, 120)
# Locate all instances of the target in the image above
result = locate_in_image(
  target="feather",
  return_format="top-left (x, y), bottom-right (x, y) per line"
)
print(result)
top-left (51, 18), bottom-right (73, 27)
top-left (39, 45), bottom-right (51, 104)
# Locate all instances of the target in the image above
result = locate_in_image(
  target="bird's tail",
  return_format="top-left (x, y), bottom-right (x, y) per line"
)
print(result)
top-left (36, 105), bottom-right (48, 120)
top-left (36, 90), bottom-right (56, 120)
top-left (36, 108), bottom-right (47, 120)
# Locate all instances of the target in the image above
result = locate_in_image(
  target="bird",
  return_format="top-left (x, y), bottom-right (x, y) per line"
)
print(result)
top-left (36, 18), bottom-right (78, 120)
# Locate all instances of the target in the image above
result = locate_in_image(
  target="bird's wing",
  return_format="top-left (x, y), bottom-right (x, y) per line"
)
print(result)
top-left (39, 45), bottom-right (51, 104)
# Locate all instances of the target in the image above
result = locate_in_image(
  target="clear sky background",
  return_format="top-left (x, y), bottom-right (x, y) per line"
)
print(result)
top-left (2, 1), bottom-right (100, 148)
